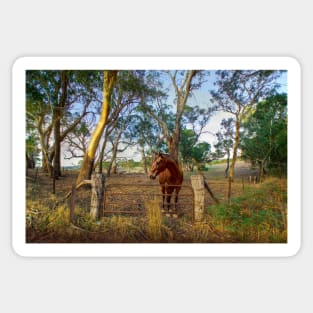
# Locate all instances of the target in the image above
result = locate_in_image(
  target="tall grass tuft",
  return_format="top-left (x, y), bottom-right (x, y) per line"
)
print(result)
top-left (146, 200), bottom-right (162, 241)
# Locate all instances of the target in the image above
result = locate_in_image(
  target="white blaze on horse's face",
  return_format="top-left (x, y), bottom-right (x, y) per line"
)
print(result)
top-left (149, 155), bottom-right (165, 180)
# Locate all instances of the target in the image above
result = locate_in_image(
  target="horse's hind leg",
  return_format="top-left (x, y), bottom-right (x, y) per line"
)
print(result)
top-left (174, 188), bottom-right (180, 212)
top-left (166, 187), bottom-right (174, 212)
top-left (174, 194), bottom-right (178, 211)
top-left (166, 194), bottom-right (171, 212)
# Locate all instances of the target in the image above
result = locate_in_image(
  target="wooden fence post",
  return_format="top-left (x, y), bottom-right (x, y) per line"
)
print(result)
top-left (90, 173), bottom-right (106, 220)
top-left (190, 175), bottom-right (205, 222)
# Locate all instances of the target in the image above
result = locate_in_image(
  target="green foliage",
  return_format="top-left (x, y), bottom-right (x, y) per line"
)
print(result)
top-left (208, 179), bottom-right (287, 242)
top-left (240, 94), bottom-right (287, 173)
top-left (118, 159), bottom-right (141, 169)
top-left (179, 129), bottom-right (197, 162)
top-left (26, 131), bottom-right (40, 167)
top-left (100, 161), bottom-right (110, 170)
top-left (211, 70), bottom-right (281, 110)
top-left (179, 128), bottom-right (211, 167)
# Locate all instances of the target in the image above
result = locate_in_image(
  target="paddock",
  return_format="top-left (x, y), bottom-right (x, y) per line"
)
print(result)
top-left (26, 161), bottom-right (268, 223)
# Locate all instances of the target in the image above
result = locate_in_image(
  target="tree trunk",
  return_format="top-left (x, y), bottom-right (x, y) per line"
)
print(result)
top-left (26, 153), bottom-right (35, 169)
top-left (229, 119), bottom-right (240, 182)
top-left (37, 114), bottom-right (53, 175)
top-left (52, 71), bottom-right (69, 179)
top-left (106, 145), bottom-right (117, 177)
top-left (107, 132), bottom-right (122, 177)
top-left (53, 114), bottom-right (61, 178)
top-left (151, 70), bottom-right (198, 163)
top-left (227, 176), bottom-right (232, 201)
top-left (42, 155), bottom-right (51, 173)
top-left (169, 131), bottom-right (180, 162)
top-left (225, 150), bottom-right (230, 178)
top-left (98, 147), bottom-right (104, 174)
top-left (76, 71), bottom-right (118, 185)
top-left (39, 132), bottom-right (53, 176)
top-left (258, 159), bottom-right (265, 182)
top-left (97, 128), bottom-right (110, 174)
top-left (141, 147), bottom-right (147, 174)
top-left (48, 107), bottom-right (89, 168)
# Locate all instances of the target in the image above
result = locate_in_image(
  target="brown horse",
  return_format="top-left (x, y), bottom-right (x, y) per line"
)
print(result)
top-left (149, 152), bottom-right (183, 212)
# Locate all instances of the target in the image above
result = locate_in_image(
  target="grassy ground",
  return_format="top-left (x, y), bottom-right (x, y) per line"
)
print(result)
top-left (26, 161), bottom-right (287, 243)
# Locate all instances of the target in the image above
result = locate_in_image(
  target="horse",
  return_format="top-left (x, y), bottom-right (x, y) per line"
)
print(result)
top-left (149, 152), bottom-right (183, 212)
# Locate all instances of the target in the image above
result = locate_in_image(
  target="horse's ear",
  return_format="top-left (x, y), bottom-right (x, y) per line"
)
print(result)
top-left (158, 151), bottom-right (163, 158)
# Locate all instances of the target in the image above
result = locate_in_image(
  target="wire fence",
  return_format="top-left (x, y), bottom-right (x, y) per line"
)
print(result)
top-left (103, 183), bottom-right (194, 219)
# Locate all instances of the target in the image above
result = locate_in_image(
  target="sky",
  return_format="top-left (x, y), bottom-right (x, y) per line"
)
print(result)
top-left (61, 70), bottom-right (288, 166)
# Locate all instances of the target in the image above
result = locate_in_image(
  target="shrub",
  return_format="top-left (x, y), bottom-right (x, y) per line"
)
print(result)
top-left (208, 179), bottom-right (287, 242)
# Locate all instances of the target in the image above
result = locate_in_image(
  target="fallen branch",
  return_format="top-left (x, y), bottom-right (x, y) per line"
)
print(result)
top-left (193, 159), bottom-right (220, 205)
top-left (203, 180), bottom-right (220, 204)
top-left (52, 179), bottom-right (92, 210)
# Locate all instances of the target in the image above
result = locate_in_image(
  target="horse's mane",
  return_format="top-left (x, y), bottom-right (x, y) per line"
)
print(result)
top-left (161, 154), bottom-right (183, 175)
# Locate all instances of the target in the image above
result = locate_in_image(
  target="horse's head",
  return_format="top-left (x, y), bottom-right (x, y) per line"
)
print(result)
top-left (149, 153), bottom-right (167, 180)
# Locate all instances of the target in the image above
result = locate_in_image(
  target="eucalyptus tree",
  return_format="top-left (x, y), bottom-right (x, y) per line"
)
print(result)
top-left (26, 70), bottom-right (100, 178)
top-left (52, 71), bottom-right (68, 178)
top-left (141, 70), bottom-right (208, 162)
top-left (26, 70), bottom-right (55, 176)
top-left (166, 70), bottom-right (200, 160)
top-left (211, 70), bottom-right (281, 182)
top-left (132, 111), bottom-right (161, 173)
top-left (76, 71), bottom-right (118, 184)
top-left (105, 109), bottom-right (137, 176)
top-left (26, 131), bottom-right (40, 169)
top-left (53, 70), bottom-right (102, 178)
top-left (63, 116), bottom-right (94, 160)
top-left (96, 71), bottom-right (153, 174)
top-left (26, 87), bottom-right (42, 170)
top-left (213, 118), bottom-right (234, 177)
